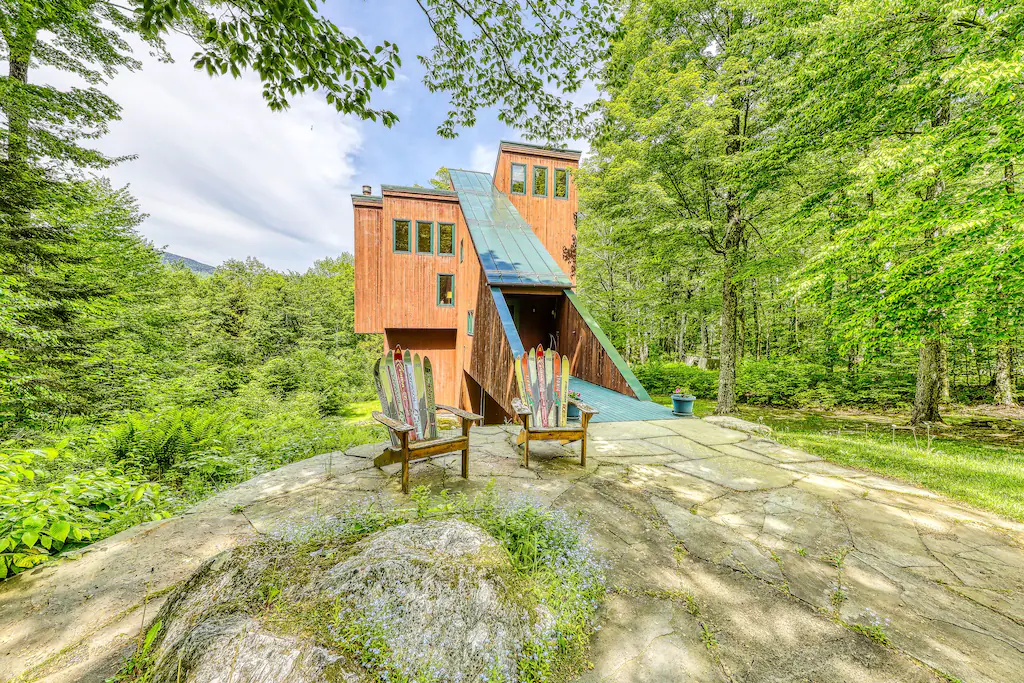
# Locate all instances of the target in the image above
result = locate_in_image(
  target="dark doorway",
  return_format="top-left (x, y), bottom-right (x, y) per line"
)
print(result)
top-left (504, 292), bottom-right (562, 354)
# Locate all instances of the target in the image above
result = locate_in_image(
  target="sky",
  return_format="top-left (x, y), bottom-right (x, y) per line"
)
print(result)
top-left (68, 1), bottom-right (589, 272)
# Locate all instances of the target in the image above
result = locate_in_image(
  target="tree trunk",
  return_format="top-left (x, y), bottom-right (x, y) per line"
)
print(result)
top-left (939, 339), bottom-right (950, 401)
top-left (715, 249), bottom-right (740, 414)
top-left (911, 335), bottom-right (944, 423)
top-left (994, 341), bottom-right (1015, 406)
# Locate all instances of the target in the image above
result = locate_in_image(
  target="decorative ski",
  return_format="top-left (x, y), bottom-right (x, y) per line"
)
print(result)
top-left (414, 353), bottom-right (428, 439)
top-left (560, 354), bottom-right (570, 425)
top-left (423, 357), bottom-right (438, 439)
top-left (536, 345), bottom-right (548, 428)
top-left (545, 349), bottom-right (555, 427)
top-left (393, 348), bottom-right (415, 439)
top-left (381, 351), bottom-right (397, 418)
top-left (403, 350), bottom-right (420, 439)
top-left (374, 357), bottom-right (400, 447)
top-left (522, 353), bottom-right (536, 427)
top-left (528, 348), bottom-right (539, 428)
top-left (552, 353), bottom-right (561, 427)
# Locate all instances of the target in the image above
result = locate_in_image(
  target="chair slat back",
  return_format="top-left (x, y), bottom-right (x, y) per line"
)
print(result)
top-left (514, 345), bottom-right (570, 428)
top-left (374, 346), bottom-right (438, 442)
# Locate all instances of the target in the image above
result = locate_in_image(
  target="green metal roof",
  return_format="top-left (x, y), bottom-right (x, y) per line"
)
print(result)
top-left (380, 184), bottom-right (458, 197)
top-left (448, 169), bottom-right (572, 287)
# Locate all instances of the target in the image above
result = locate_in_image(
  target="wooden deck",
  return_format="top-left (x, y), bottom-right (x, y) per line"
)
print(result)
top-left (568, 378), bottom-right (678, 423)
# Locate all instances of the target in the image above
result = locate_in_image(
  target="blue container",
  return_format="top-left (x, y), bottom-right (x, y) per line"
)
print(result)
top-left (567, 403), bottom-right (581, 420)
top-left (672, 394), bottom-right (696, 417)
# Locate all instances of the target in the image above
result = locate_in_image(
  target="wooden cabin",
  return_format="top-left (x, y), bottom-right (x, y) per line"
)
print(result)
top-left (354, 141), bottom-right (651, 423)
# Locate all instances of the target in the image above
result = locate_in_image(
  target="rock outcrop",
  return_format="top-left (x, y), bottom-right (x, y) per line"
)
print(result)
top-left (144, 519), bottom-right (546, 682)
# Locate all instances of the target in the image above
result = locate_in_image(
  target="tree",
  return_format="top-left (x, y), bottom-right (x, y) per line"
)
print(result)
top-left (579, 0), bottom-right (798, 413)
top-left (777, 0), bottom-right (1024, 422)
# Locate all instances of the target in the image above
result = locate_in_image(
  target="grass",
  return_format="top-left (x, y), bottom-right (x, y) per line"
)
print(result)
top-left (651, 395), bottom-right (1024, 522)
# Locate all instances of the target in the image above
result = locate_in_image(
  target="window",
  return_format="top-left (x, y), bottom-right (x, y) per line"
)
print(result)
top-left (438, 223), bottom-right (455, 256)
top-left (467, 310), bottom-right (474, 336)
top-left (532, 165), bottom-right (549, 197)
top-left (437, 274), bottom-right (455, 306)
top-left (460, 238), bottom-right (464, 263)
top-left (554, 168), bottom-right (569, 199)
top-left (510, 163), bottom-right (527, 194)
top-left (393, 219), bottom-right (411, 253)
top-left (416, 221), bottom-right (433, 254)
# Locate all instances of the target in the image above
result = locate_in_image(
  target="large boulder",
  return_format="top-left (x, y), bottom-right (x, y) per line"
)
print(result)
top-left (144, 519), bottom-right (548, 682)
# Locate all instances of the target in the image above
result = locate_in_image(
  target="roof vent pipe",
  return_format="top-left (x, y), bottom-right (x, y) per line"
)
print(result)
top-left (362, 185), bottom-right (372, 195)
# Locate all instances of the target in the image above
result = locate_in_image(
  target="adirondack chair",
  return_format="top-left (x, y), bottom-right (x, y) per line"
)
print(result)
top-left (371, 347), bottom-right (483, 493)
top-left (511, 345), bottom-right (598, 468)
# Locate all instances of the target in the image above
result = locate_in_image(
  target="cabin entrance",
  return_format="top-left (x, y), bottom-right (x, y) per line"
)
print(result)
top-left (503, 292), bottom-right (563, 355)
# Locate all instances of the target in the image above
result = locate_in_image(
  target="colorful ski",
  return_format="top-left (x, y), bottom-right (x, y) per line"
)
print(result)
top-left (545, 349), bottom-right (556, 427)
top-left (536, 345), bottom-right (548, 428)
top-left (403, 350), bottom-right (420, 440)
top-left (528, 347), bottom-right (540, 427)
top-left (393, 348), bottom-right (414, 439)
top-left (560, 354), bottom-right (570, 425)
top-left (522, 353), bottom-right (536, 427)
top-left (414, 353), bottom-right (428, 439)
top-left (552, 353), bottom-right (561, 427)
top-left (423, 357), bottom-right (438, 439)
top-left (381, 351), bottom-right (398, 418)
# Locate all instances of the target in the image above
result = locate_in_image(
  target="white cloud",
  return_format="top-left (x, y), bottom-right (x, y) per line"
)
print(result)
top-left (45, 36), bottom-right (365, 272)
top-left (470, 143), bottom-right (497, 174)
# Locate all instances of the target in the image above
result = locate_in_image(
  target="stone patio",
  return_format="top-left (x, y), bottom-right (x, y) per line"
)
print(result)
top-left (3, 418), bottom-right (1023, 682)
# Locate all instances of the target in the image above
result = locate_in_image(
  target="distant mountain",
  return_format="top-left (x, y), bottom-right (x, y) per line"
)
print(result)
top-left (161, 252), bottom-right (216, 274)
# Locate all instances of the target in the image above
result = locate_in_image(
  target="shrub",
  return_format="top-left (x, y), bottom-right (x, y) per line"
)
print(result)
top-left (736, 357), bottom-right (830, 406)
top-left (634, 362), bottom-right (718, 398)
top-left (0, 447), bottom-right (172, 578)
top-left (108, 408), bottom-right (237, 480)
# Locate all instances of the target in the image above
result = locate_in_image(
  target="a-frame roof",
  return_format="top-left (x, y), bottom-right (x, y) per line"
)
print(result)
top-left (448, 169), bottom-right (572, 288)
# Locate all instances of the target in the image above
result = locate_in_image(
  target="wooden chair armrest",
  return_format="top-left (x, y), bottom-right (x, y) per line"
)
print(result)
top-left (569, 397), bottom-right (599, 415)
top-left (436, 404), bottom-right (483, 423)
top-left (372, 411), bottom-right (414, 433)
top-left (511, 397), bottom-right (533, 417)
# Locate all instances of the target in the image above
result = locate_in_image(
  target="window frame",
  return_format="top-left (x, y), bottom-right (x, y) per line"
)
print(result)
top-left (554, 167), bottom-right (569, 200)
top-left (415, 220), bottom-right (434, 255)
top-left (532, 165), bottom-right (549, 197)
top-left (467, 310), bottom-right (474, 336)
top-left (510, 163), bottom-right (527, 195)
top-left (392, 218), bottom-right (412, 254)
top-left (459, 238), bottom-right (464, 263)
top-left (437, 222), bottom-right (455, 256)
top-left (437, 273), bottom-right (456, 307)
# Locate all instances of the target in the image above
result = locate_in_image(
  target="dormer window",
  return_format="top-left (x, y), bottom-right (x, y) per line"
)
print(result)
top-left (554, 168), bottom-right (569, 199)
top-left (510, 163), bottom-right (527, 195)
top-left (532, 166), bottom-right (549, 197)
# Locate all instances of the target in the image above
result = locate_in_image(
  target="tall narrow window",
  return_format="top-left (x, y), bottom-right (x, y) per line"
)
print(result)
top-left (438, 274), bottom-right (455, 306)
top-left (532, 166), bottom-right (549, 197)
top-left (438, 223), bottom-right (455, 256)
top-left (416, 221), bottom-right (433, 254)
top-left (510, 163), bottom-right (527, 195)
top-left (393, 219), bottom-right (411, 253)
top-left (460, 239), bottom-right (464, 262)
top-left (554, 168), bottom-right (569, 199)
top-left (467, 310), bottom-right (474, 336)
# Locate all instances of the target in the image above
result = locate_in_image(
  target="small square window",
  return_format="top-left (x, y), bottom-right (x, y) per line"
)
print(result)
top-left (416, 221), bottom-right (433, 254)
top-left (554, 168), bottom-right (569, 199)
top-left (467, 310), bottom-right (474, 336)
top-left (438, 223), bottom-right (455, 256)
top-left (532, 166), bottom-right (549, 197)
top-left (393, 219), bottom-right (411, 253)
top-left (510, 163), bottom-right (527, 195)
top-left (438, 274), bottom-right (455, 307)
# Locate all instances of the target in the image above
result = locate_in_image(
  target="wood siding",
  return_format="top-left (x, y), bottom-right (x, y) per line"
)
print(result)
top-left (454, 213), bottom-right (484, 411)
top-left (558, 295), bottom-right (638, 398)
top-left (493, 148), bottom-right (579, 284)
top-left (468, 279), bottom-right (517, 419)
top-left (383, 329), bottom-right (458, 406)
top-left (354, 191), bottom-right (464, 333)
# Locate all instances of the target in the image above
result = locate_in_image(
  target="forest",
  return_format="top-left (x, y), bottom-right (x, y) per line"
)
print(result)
top-left (575, 0), bottom-right (1024, 424)
top-left (2, 0), bottom-right (1023, 579)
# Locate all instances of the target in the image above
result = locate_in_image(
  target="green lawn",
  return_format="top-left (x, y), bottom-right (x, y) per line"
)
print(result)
top-left (651, 396), bottom-right (1024, 522)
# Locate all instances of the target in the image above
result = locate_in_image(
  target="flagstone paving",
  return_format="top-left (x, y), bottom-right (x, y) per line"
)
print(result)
top-left (3, 419), bottom-right (1024, 682)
